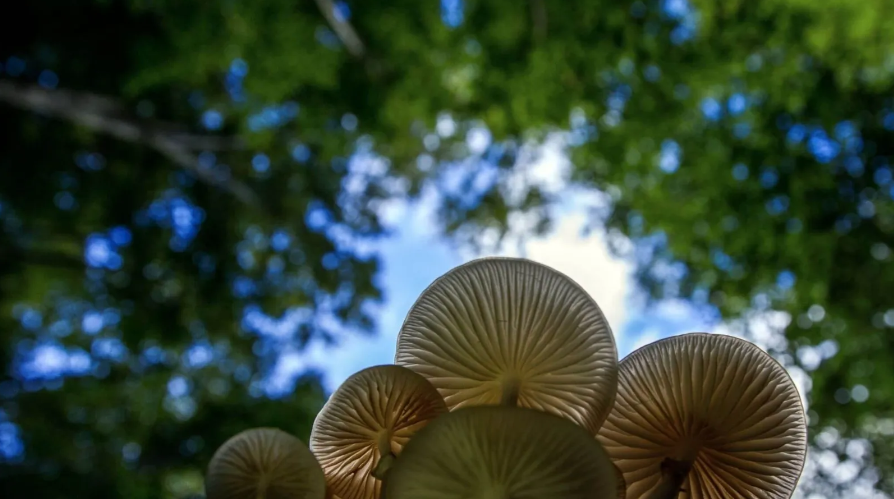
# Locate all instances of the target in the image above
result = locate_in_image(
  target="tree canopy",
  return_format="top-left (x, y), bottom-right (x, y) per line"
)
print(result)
top-left (2, 0), bottom-right (893, 497)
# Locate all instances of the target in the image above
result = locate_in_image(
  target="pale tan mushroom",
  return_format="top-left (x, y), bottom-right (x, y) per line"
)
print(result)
top-left (205, 427), bottom-right (326, 499)
top-left (310, 365), bottom-right (448, 499)
top-left (382, 405), bottom-right (618, 499)
top-left (598, 333), bottom-right (807, 498)
top-left (395, 257), bottom-right (618, 433)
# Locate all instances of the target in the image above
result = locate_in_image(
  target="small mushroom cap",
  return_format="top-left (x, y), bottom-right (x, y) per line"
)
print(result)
top-left (598, 333), bottom-right (807, 498)
top-left (310, 365), bottom-right (448, 499)
top-left (206, 427), bottom-right (326, 499)
top-left (383, 406), bottom-right (618, 499)
top-left (395, 257), bottom-right (618, 433)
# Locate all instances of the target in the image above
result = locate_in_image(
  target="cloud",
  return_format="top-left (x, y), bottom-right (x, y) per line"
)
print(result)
top-left (306, 137), bottom-right (638, 393)
top-left (489, 210), bottom-right (635, 348)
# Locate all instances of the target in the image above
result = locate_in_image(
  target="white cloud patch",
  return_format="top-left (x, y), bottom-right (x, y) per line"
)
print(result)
top-left (482, 212), bottom-right (635, 346)
top-left (463, 132), bottom-right (635, 345)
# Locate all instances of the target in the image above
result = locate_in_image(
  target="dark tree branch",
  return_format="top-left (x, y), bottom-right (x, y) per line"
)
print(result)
top-left (0, 244), bottom-right (85, 271)
top-left (164, 133), bottom-right (245, 151)
top-left (313, 0), bottom-right (366, 58)
top-left (0, 80), bottom-right (260, 209)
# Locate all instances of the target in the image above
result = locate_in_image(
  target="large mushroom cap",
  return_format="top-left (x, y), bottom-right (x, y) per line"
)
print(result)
top-left (383, 405), bottom-right (618, 499)
top-left (598, 333), bottom-right (807, 498)
top-left (395, 257), bottom-right (618, 432)
top-left (310, 365), bottom-right (448, 499)
top-left (206, 427), bottom-right (326, 499)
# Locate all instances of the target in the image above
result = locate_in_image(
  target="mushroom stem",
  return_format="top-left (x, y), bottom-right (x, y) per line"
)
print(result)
top-left (643, 458), bottom-right (692, 499)
top-left (256, 476), bottom-right (269, 499)
top-left (500, 379), bottom-right (520, 407)
top-left (372, 431), bottom-right (397, 480)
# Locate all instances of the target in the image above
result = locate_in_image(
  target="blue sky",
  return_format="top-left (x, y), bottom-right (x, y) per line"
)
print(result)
top-left (281, 135), bottom-right (718, 393)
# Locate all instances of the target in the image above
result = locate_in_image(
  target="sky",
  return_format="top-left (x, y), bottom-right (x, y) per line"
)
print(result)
top-left (281, 133), bottom-right (718, 394)
top-left (253, 0), bottom-right (715, 396)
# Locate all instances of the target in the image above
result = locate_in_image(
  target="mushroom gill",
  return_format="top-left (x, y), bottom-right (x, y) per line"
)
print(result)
top-left (310, 365), bottom-right (448, 499)
top-left (383, 405), bottom-right (618, 499)
top-left (614, 463), bottom-right (627, 499)
top-left (395, 257), bottom-right (618, 433)
top-left (598, 333), bottom-right (807, 499)
top-left (205, 427), bottom-right (326, 499)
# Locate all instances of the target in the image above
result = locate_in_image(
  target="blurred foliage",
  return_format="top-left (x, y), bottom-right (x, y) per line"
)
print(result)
top-left (1, 0), bottom-right (894, 497)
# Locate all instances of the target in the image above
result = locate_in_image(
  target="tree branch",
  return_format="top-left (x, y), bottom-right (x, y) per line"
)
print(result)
top-left (313, 0), bottom-right (366, 59)
top-left (0, 80), bottom-right (260, 209)
top-left (0, 244), bottom-right (85, 271)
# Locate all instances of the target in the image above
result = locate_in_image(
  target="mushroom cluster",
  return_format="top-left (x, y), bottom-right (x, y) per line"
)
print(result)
top-left (205, 257), bottom-right (807, 499)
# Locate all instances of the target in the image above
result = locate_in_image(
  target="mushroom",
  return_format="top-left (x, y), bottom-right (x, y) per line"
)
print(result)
top-left (613, 463), bottom-right (627, 499)
top-left (382, 405), bottom-right (619, 499)
top-left (310, 365), bottom-right (448, 499)
top-left (205, 427), bottom-right (326, 499)
top-left (598, 333), bottom-right (807, 498)
top-left (395, 257), bottom-right (618, 433)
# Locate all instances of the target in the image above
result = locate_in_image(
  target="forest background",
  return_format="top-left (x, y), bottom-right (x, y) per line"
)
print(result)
top-left (1, 0), bottom-right (893, 497)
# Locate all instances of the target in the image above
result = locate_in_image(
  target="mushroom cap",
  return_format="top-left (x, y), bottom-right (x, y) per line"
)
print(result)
top-left (310, 365), bottom-right (448, 499)
top-left (383, 406), bottom-right (618, 499)
top-left (598, 333), bottom-right (807, 498)
top-left (206, 427), bottom-right (326, 499)
top-left (395, 257), bottom-right (618, 433)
